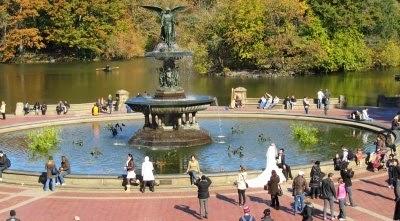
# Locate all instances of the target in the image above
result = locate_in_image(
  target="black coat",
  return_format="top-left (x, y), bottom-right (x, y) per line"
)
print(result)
top-left (340, 169), bottom-right (354, 187)
top-left (195, 176), bottom-right (212, 199)
top-left (321, 178), bottom-right (336, 199)
top-left (394, 199), bottom-right (400, 220)
top-left (393, 166), bottom-right (400, 180)
top-left (310, 165), bottom-right (321, 188)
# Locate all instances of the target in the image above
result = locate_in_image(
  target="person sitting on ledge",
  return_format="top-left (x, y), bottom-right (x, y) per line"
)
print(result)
top-left (349, 110), bottom-right (362, 120)
top-left (235, 95), bottom-right (243, 108)
top-left (392, 114), bottom-right (400, 130)
top-left (289, 95), bottom-right (297, 110)
top-left (361, 108), bottom-right (373, 121)
top-left (283, 96), bottom-right (290, 109)
top-left (92, 103), bottom-right (99, 116)
top-left (56, 156), bottom-right (70, 186)
top-left (23, 102), bottom-right (30, 115)
top-left (41, 103), bottom-right (47, 115)
top-left (258, 95), bottom-right (267, 109)
top-left (268, 96), bottom-right (280, 109)
top-left (264, 93), bottom-right (273, 109)
top-left (186, 155), bottom-right (201, 185)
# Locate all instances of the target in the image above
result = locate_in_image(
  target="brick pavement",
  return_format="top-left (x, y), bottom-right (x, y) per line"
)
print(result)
top-left (0, 172), bottom-right (394, 221)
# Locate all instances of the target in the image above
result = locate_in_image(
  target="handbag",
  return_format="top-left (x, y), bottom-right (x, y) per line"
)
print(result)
top-left (278, 184), bottom-right (283, 196)
top-left (241, 174), bottom-right (249, 188)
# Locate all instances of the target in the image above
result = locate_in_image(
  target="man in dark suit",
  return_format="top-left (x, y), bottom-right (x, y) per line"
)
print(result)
top-left (277, 148), bottom-right (293, 180)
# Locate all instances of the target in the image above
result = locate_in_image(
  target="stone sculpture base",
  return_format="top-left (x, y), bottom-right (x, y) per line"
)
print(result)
top-left (154, 89), bottom-right (186, 99)
top-left (129, 128), bottom-right (212, 149)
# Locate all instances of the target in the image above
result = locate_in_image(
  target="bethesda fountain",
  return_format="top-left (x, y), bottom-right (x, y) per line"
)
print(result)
top-left (125, 5), bottom-right (215, 149)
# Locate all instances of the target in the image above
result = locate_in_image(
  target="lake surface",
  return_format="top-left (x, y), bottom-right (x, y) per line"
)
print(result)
top-left (0, 118), bottom-right (376, 175)
top-left (0, 59), bottom-right (399, 112)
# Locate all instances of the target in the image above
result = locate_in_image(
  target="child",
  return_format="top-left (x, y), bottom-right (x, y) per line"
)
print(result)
top-left (337, 178), bottom-right (347, 220)
top-left (355, 148), bottom-right (364, 166)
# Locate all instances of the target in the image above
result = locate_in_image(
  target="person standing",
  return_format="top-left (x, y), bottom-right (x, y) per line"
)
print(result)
top-left (0, 101), bottom-right (6, 120)
top-left (323, 95), bottom-right (330, 116)
top-left (292, 171), bottom-right (307, 215)
top-left (392, 160), bottom-right (400, 201)
top-left (44, 156), bottom-right (57, 191)
top-left (321, 173), bottom-right (336, 220)
top-left (267, 170), bottom-right (281, 210)
top-left (6, 210), bottom-right (20, 221)
top-left (41, 103), bottom-right (47, 115)
top-left (239, 205), bottom-right (256, 221)
top-left (124, 154), bottom-right (136, 192)
top-left (301, 201), bottom-right (314, 221)
top-left (141, 156), bottom-right (155, 193)
top-left (195, 175), bottom-right (212, 219)
top-left (276, 148), bottom-right (293, 180)
top-left (236, 165), bottom-right (248, 206)
top-left (107, 94), bottom-right (113, 114)
top-left (317, 89), bottom-right (324, 109)
top-left (0, 151), bottom-right (10, 181)
top-left (337, 178), bottom-right (347, 221)
top-left (340, 166), bottom-right (355, 207)
top-left (57, 156), bottom-right (70, 186)
top-left (303, 97), bottom-right (310, 114)
top-left (186, 155), bottom-right (201, 185)
top-left (309, 161), bottom-right (322, 199)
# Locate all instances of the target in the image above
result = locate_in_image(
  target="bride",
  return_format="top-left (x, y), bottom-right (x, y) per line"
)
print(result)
top-left (247, 143), bottom-right (286, 188)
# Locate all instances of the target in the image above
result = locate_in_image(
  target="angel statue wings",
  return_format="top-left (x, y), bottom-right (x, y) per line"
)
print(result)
top-left (141, 5), bottom-right (186, 48)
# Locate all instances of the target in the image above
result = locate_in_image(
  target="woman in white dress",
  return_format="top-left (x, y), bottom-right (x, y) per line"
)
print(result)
top-left (124, 153), bottom-right (136, 191)
top-left (247, 143), bottom-right (286, 188)
top-left (141, 156), bottom-right (155, 193)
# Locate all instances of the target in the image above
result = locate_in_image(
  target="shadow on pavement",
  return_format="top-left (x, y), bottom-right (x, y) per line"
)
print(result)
top-left (174, 204), bottom-right (202, 220)
top-left (216, 193), bottom-right (237, 205)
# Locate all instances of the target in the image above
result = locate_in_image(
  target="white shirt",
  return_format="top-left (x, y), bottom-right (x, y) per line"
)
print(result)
top-left (317, 91), bottom-right (324, 99)
top-left (0, 103), bottom-right (5, 113)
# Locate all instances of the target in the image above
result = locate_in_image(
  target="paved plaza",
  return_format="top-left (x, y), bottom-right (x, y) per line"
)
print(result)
top-left (0, 171), bottom-right (394, 221)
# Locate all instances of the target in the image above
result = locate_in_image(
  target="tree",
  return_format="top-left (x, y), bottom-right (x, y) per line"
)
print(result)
top-left (0, 0), bottom-right (46, 62)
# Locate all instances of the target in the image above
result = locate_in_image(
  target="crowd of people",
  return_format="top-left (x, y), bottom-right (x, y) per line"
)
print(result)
top-left (256, 89), bottom-right (331, 115)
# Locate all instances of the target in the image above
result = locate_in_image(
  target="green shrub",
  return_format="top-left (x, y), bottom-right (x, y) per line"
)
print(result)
top-left (291, 123), bottom-right (319, 145)
top-left (27, 127), bottom-right (60, 154)
top-left (376, 40), bottom-right (400, 67)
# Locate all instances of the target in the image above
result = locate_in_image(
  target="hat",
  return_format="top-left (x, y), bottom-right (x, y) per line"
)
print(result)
top-left (243, 205), bottom-right (250, 213)
top-left (298, 170), bottom-right (304, 176)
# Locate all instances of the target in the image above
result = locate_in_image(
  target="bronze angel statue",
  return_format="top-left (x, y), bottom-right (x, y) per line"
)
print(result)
top-left (141, 5), bottom-right (186, 48)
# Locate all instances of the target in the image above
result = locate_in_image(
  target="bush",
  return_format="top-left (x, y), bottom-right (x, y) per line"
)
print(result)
top-left (291, 123), bottom-right (319, 145)
top-left (27, 127), bottom-right (60, 154)
top-left (375, 40), bottom-right (400, 67)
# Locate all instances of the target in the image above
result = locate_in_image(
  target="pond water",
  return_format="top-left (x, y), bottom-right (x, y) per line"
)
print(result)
top-left (0, 118), bottom-right (376, 175)
top-left (0, 60), bottom-right (399, 113)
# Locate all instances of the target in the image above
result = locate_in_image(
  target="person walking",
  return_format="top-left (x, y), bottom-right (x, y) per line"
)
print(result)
top-left (0, 101), bottom-right (6, 120)
top-left (301, 201), bottom-right (314, 221)
top-left (239, 205), bottom-right (256, 221)
top-left (267, 170), bottom-right (281, 210)
top-left (186, 155), bottom-right (201, 185)
top-left (141, 156), bottom-right (155, 193)
top-left (323, 96), bottom-right (330, 116)
top-left (310, 161), bottom-right (322, 199)
top-left (6, 210), bottom-right (20, 221)
top-left (387, 154), bottom-right (396, 188)
top-left (340, 166), bottom-right (355, 207)
top-left (195, 175), bottom-right (212, 219)
top-left (124, 154), bottom-right (136, 192)
top-left (303, 97), bottom-right (310, 114)
top-left (292, 171), bottom-right (308, 215)
top-left (317, 89), bottom-right (324, 109)
top-left (57, 156), bottom-right (70, 186)
top-left (321, 173), bottom-right (336, 220)
top-left (261, 208), bottom-right (274, 221)
top-left (337, 178), bottom-right (347, 221)
top-left (236, 165), bottom-right (248, 206)
top-left (44, 156), bottom-right (57, 191)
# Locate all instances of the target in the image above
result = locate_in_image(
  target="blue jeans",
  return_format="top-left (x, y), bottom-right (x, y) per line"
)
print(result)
top-left (293, 193), bottom-right (305, 213)
top-left (44, 177), bottom-right (55, 191)
top-left (57, 171), bottom-right (69, 184)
